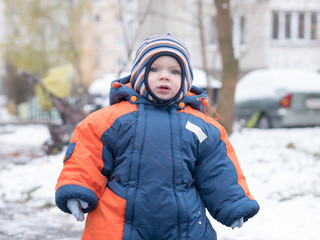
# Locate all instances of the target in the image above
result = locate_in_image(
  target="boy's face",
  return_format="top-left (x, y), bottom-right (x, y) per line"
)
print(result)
top-left (147, 56), bottom-right (182, 100)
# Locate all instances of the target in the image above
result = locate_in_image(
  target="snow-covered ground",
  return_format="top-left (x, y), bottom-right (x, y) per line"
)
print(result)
top-left (0, 120), bottom-right (320, 239)
top-left (0, 124), bottom-right (84, 240)
top-left (212, 127), bottom-right (320, 240)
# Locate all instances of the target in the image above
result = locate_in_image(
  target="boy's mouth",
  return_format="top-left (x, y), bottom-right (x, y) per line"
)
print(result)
top-left (158, 85), bottom-right (170, 90)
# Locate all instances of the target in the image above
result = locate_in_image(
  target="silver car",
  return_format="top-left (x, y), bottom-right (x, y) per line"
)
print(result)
top-left (234, 69), bottom-right (320, 128)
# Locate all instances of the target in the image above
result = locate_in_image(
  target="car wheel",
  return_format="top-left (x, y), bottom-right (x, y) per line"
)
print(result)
top-left (257, 115), bottom-right (271, 129)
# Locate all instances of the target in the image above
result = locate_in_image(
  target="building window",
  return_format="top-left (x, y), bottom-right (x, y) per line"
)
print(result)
top-left (209, 17), bottom-right (218, 46)
top-left (240, 16), bottom-right (245, 45)
top-left (93, 13), bottom-right (100, 22)
top-left (93, 36), bottom-right (101, 45)
top-left (272, 11), bottom-right (319, 42)
top-left (95, 56), bottom-right (100, 67)
top-left (272, 12), bottom-right (279, 39)
top-left (116, 58), bottom-right (124, 69)
top-left (298, 13), bottom-right (304, 39)
top-left (285, 13), bottom-right (291, 39)
top-left (116, 35), bottom-right (124, 47)
top-left (311, 13), bottom-right (317, 40)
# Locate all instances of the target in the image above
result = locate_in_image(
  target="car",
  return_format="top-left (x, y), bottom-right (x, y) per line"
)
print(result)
top-left (234, 68), bottom-right (320, 128)
top-left (192, 68), bottom-right (221, 105)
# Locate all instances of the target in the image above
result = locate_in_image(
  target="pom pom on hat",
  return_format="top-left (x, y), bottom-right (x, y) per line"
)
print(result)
top-left (130, 34), bottom-right (193, 103)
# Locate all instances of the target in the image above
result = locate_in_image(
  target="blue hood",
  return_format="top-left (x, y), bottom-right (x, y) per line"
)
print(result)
top-left (109, 75), bottom-right (207, 112)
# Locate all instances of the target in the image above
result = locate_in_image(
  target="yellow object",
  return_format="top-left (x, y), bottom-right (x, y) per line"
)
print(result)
top-left (36, 64), bottom-right (74, 111)
top-left (35, 84), bottom-right (53, 111)
top-left (41, 64), bottom-right (74, 98)
top-left (246, 112), bottom-right (261, 128)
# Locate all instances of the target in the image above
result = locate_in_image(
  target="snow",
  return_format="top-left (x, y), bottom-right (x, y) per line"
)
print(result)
top-left (0, 95), bottom-right (18, 123)
top-left (88, 72), bottom-right (130, 107)
top-left (211, 127), bottom-right (320, 240)
top-left (234, 68), bottom-right (320, 102)
top-left (192, 68), bottom-right (222, 89)
top-left (1, 106), bottom-right (320, 239)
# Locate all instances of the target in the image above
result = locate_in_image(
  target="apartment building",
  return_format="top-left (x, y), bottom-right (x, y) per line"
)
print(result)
top-left (85, 0), bottom-right (212, 80)
top-left (81, 0), bottom-right (124, 81)
top-left (234, 0), bottom-right (320, 75)
top-left (87, 0), bottom-right (319, 83)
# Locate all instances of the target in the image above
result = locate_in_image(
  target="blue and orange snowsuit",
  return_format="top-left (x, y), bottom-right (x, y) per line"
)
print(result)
top-left (55, 75), bottom-right (259, 239)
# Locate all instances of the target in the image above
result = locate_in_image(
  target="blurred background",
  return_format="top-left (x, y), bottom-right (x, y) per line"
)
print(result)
top-left (0, 0), bottom-right (319, 135)
top-left (0, 0), bottom-right (320, 239)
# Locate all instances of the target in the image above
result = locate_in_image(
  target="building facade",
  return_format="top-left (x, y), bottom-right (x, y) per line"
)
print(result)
top-left (234, 0), bottom-right (320, 75)
top-left (86, 0), bottom-right (320, 83)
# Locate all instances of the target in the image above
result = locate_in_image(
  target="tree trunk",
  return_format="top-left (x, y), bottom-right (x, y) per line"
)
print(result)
top-left (197, 0), bottom-right (214, 106)
top-left (214, 0), bottom-right (239, 134)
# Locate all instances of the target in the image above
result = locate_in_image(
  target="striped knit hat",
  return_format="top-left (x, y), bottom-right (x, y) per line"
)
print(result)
top-left (130, 34), bottom-right (193, 104)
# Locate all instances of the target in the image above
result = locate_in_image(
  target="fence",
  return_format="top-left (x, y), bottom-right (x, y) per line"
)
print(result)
top-left (17, 97), bottom-right (63, 125)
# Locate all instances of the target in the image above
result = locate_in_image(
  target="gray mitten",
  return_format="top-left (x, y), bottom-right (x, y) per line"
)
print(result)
top-left (231, 217), bottom-right (244, 229)
top-left (66, 198), bottom-right (89, 221)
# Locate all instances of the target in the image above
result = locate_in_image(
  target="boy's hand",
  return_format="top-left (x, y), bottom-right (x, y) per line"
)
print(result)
top-left (231, 217), bottom-right (244, 229)
top-left (66, 198), bottom-right (89, 221)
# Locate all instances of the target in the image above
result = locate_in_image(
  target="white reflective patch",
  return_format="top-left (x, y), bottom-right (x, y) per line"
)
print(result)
top-left (185, 121), bottom-right (207, 143)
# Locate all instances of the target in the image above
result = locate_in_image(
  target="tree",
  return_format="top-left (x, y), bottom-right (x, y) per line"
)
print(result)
top-left (4, 63), bottom-right (34, 108)
top-left (4, 0), bottom-right (91, 95)
top-left (117, 0), bottom-right (154, 76)
top-left (214, 0), bottom-right (239, 134)
top-left (4, 0), bottom-right (56, 76)
top-left (55, 0), bottom-right (92, 94)
top-left (197, 0), bottom-right (215, 106)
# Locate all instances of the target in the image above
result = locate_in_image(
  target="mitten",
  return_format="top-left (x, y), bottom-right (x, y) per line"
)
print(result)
top-left (66, 198), bottom-right (89, 221)
top-left (231, 217), bottom-right (244, 229)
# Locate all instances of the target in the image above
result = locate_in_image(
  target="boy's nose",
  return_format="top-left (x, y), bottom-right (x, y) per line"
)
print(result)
top-left (159, 70), bottom-right (170, 80)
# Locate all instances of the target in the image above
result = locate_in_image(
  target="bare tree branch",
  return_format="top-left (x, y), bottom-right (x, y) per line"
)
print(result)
top-left (118, 0), bottom-right (154, 76)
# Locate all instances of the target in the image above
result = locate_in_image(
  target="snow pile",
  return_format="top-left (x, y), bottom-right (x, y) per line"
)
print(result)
top-left (88, 74), bottom-right (118, 97)
top-left (0, 125), bottom-right (52, 207)
top-left (233, 128), bottom-right (320, 201)
top-left (235, 68), bottom-right (320, 102)
top-left (1, 124), bottom-right (50, 147)
top-left (0, 95), bottom-right (17, 123)
top-left (88, 72), bottom-right (130, 107)
top-left (0, 154), bottom-right (63, 208)
top-left (192, 68), bottom-right (222, 89)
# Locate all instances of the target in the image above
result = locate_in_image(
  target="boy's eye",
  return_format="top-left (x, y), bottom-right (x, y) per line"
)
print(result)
top-left (171, 69), bottom-right (181, 75)
top-left (150, 67), bottom-right (158, 72)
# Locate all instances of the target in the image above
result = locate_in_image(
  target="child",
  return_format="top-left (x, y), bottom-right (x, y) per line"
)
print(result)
top-left (55, 34), bottom-right (259, 240)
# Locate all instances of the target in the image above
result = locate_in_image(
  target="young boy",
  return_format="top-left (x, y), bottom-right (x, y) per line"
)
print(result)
top-left (55, 34), bottom-right (259, 240)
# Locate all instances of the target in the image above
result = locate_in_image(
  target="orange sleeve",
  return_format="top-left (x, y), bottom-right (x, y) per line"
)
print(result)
top-left (55, 101), bottom-right (138, 199)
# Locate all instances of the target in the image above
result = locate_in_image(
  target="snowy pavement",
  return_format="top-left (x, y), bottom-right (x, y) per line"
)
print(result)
top-left (0, 124), bottom-right (85, 239)
top-left (0, 201), bottom-right (83, 240)
top-left (0, 124), bottom-right (320, 239)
